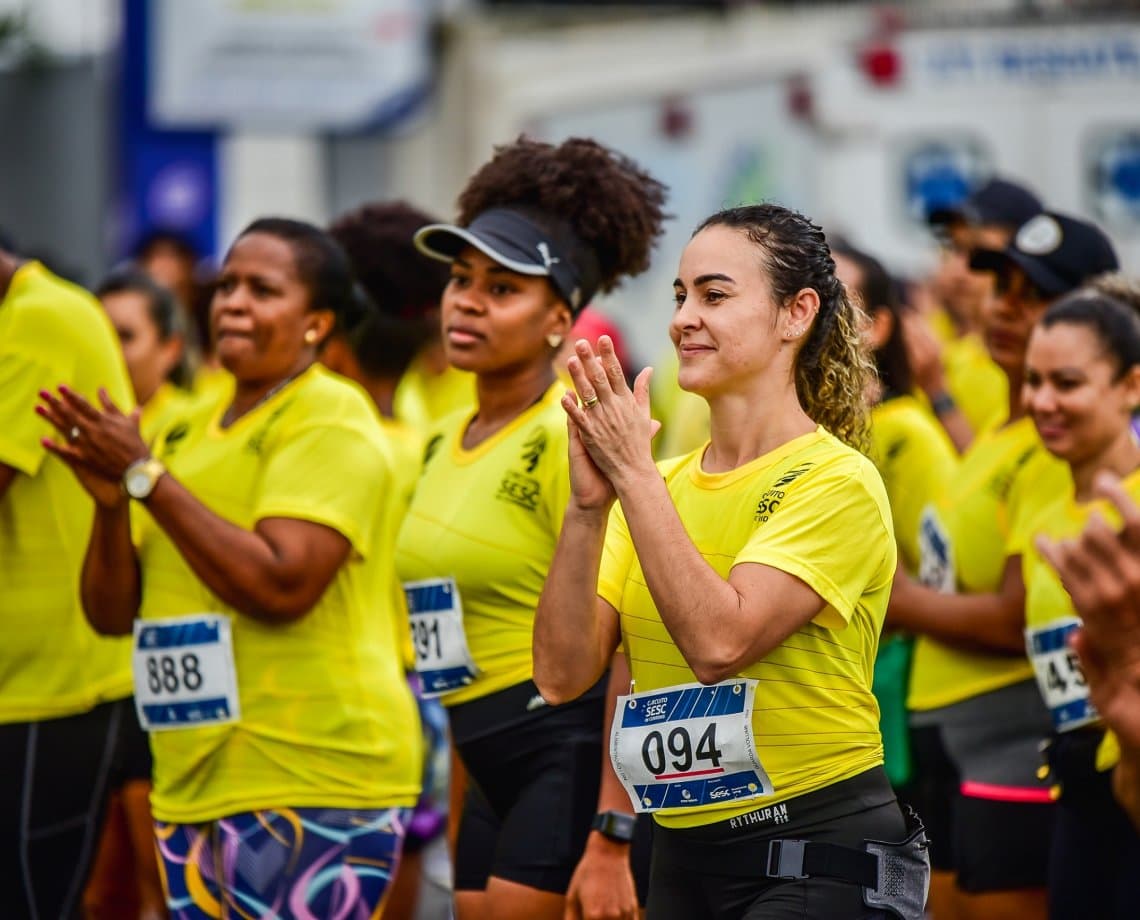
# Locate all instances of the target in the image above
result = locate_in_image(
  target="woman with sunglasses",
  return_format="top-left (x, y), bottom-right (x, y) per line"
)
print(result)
top-left (888, 213), bottom-right (1118, 920)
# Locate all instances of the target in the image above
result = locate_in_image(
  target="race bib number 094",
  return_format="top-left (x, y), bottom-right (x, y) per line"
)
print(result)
top-left (610, 679), bottom-right (773, 813)
top-left (132, 614), bottom-right (240, 732)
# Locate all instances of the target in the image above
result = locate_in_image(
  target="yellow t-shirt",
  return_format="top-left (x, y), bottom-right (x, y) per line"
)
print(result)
top-left (137, 364), bottom-right (421, 822)
top-left (919, 333), bottom-right (1007, 437)
top-left (394, 383), bottom-right (571, 706)
top-left (1020, 469), bottom-right (1140, 745)
top-left (598, 427), bottom-right (896, 827)
top-left (393, 351), bottom-right (476, 435)
top-left (378, 414), bottom-right (425, 671)
top-left (0, 262), bottom-right (136, 722)
top-left (908, 416), bottom-right (1071, 711)
top-left (870, 395), bottom-right (958, 576)
top-left (140, 382), bottom-right (194, 445)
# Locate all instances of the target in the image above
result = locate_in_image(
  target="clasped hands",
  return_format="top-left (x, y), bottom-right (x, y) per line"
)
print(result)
top-left (36, 385), bottom-right (148, 507)
top-left (562, 336), bottom-right (659, 510)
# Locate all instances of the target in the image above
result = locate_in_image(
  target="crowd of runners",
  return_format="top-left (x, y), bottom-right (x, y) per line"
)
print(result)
top-left (3, 134), bottom-right (1140, 920)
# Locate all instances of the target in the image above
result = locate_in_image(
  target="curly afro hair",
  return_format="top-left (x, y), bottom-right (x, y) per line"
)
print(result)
top-left (329, 201), bottom-right (450, 320)
top-left (455, 136), bottom-right (669, 293)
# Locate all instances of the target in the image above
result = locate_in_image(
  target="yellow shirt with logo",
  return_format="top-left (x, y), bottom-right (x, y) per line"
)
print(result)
top-left (137, 365), bottom-right (421, 822)
top-left (598, 427), bottom-right (896, 827)
top-left (870, 395), bottom-right (958, 576)
top-left (0, 262), bottom-right (136, 723)
top-left (908, 416), bottom-right (1071, 711)
top-left (394, 383), bottom-right (571, 706)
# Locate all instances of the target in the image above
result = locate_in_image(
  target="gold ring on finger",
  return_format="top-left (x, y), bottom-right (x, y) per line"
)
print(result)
top-left (582, 394), bottom-right (600, 410)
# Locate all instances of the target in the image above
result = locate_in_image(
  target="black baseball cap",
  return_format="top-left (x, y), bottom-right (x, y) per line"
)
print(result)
top-left (414, 208), bottom-right (599, 314)
top-left (928, 177), bottom-right (1043, 230)
top-left (969, 212), bottom-right (1119, 298)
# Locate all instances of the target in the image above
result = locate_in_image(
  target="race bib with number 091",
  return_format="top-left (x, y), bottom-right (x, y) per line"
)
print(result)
top-left (610, 679), bottom-right (773, 813)
top-left (132, 614), bottom-right (240, 732)
top-left (403, 577), bottom-right (479, 697)
top-left (1026, 617), bottom-right (1098, 732)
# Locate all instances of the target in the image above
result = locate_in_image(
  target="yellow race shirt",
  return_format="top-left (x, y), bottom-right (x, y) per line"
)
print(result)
top-left (870, 395), bottom-right (958, 576)
top-left (599, 427), bottom-right (896, 827)
top-left (393, 351), bottom-right (476, 435)
top-left (0, 262), bottom-right (136, 723)
top-left (137, 365), bottom-right (421, 822)
top-left (938, 333), bottom-right (1007, 437)
top-left (908, 416), bottom-right (1071, 711)
top-left (140, 382), bottom-right (194, 445)
top-left (394, 383), bottom-right (571, 706)
top-left (378, 414), bottom-right (425, 671)
top-left (1020, 469), bottom-right (1140, 749)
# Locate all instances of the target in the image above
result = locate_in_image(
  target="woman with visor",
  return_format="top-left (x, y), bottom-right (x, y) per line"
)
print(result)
top-left (395, 136), bottom-right (667, 920)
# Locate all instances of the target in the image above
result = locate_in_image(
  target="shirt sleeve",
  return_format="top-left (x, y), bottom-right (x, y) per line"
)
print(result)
top-left (734, 460), bottom-right (896, 630)
top-left (0, 349), bottom-right (70, 476)
top-left (253, 421), bottom-right (390, 557)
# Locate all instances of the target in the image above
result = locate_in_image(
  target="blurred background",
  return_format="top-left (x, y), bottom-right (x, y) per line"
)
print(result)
top-left (2, 0), bottom-right (1139, 361)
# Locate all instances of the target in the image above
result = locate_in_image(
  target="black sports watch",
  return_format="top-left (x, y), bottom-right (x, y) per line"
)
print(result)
top-left (591, 810), bottom-right (636, 844)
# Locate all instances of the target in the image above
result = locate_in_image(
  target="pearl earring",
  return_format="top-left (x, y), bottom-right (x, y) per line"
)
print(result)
top-left (304, 330), bottom-right (318, 345)
top-left (546, 333), bottom-right (564, 349)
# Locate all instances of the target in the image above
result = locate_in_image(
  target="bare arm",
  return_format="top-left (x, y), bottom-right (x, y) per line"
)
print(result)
top-left (613, 469), bottom-right (827, 685)
top-left (81, 503), bottom-right (141, 635)
top-left (564, 653), bottom-right (639, 920)
top-left (559, 338), bottom-right (828, 686)
top-left (142, 474), bottom-right (351, 623)
top-left (39, 385), bottom-right (352, 625)
top-left (533, 504), bottom-right (622, 705)
top-left (902, 312), bottom-right (973, 454)
top-left (886, 558), bottom-right (1026, 655)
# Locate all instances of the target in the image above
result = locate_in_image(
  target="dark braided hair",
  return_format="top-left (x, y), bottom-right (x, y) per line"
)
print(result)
top-left (695, 205), bottom-right (874, 450)
top-left (456, 136), bottom-right (668, 295)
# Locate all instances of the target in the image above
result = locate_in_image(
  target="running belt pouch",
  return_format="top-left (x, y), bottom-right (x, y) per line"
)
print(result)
top-left (861, 807), bottom-right (930, 920)
top-left (871, 634), bottom-right (915, 787)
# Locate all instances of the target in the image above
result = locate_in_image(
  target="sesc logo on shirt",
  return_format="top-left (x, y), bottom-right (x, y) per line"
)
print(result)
top-left (754, 463), bottom-right (814, 523)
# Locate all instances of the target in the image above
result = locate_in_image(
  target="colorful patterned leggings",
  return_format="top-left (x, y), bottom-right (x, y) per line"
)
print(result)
top-left (155, 807), bottom-right (410, 919)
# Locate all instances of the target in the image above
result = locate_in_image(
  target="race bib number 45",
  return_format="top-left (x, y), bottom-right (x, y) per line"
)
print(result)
top-left (132, 614), bottom-right (240, 732)
top-left (403, 577), bottom-right (479, 697)
top-left (1026, 617), bottom-right (1098, 732)
top-left (610, 679), bottom-right (773, 813)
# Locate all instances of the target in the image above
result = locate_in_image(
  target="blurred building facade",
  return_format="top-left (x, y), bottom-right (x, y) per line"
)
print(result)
top-left (2, 0), bottom-right (1139, 353)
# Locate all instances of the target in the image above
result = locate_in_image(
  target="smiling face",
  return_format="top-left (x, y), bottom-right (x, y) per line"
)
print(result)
top-left (1024, 321), bottom-right (1140, 466)
top-left (211, 232), bottom-right (330, 385)
top-left (439, 245), bottom-right (570, 377)
top-left (670, 224), bottom-right (816, 399)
